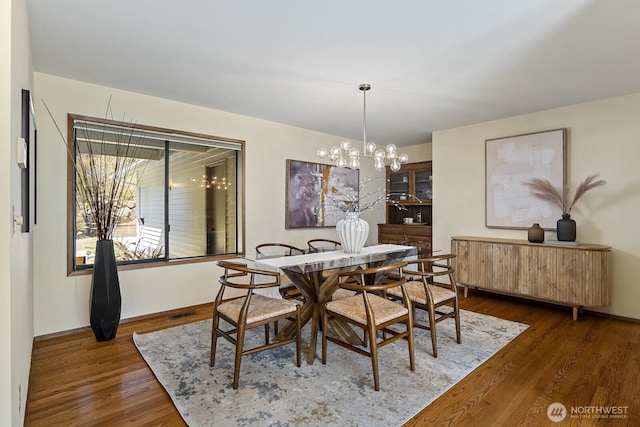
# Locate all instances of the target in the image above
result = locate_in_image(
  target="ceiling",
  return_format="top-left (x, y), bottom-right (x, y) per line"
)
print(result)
top-left (27, 0), bottom-right (640, 147)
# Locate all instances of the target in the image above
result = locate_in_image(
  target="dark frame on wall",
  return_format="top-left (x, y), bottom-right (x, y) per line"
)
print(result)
top-left (31, 95), bottom-right (38, 225)
top-left (20, 89), bottom-right (32, 232)
top-left (485, 128), bottom-right (566, 230)
top-left (285, 159), bottom-right (359, 229)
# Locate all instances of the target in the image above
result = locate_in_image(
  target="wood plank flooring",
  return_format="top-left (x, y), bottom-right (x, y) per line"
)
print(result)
top-left (25, 292), bottom-right (640, 426)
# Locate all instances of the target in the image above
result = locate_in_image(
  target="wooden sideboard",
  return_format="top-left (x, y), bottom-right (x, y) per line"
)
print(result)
top-left (451, 236), bottom-right (612, 320)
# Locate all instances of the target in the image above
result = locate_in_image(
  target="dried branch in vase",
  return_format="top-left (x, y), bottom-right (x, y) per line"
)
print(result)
top-left (42, 96), bottom-right (150, 241)
top-left (321, 176), bottom-right (422, 215)
top-left (523, 174), bottom-right (606, 215)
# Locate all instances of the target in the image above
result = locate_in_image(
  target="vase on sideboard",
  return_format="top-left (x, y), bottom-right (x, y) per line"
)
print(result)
top-left (527, 223), bottom-right (544, 243)
top-left (556, 213), bottom-right (576, 242)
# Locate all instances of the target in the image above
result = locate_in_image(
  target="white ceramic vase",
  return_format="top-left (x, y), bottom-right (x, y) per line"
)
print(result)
top-left (336, 212), bottom-right (369, 254)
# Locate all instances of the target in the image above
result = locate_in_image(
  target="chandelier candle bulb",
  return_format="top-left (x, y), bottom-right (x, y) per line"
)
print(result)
top-left (317, 83), bottom-right (408, 171)
top-left (366, 142), bottom-right (377, 154)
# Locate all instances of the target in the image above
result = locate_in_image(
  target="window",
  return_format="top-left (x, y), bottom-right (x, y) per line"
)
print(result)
top-left (68, 114), bottom-right (244, 273)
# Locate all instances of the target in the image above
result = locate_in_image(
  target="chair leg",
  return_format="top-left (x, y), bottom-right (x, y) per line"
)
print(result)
top-left (450, 271), bottom-right (462, 345)
top-left (368, 323), bottom-right (380, 391)
top-left (295, 307), bottom-right (302, 367)
top-left (407, 310), bottom-right (415, 371)
top-left (233, 325), bottom-right (246, 390)
top-left (454, 301), bottom-right (461, 344)
top-left (264, 323), bottom-right (270, 345)
top-left (210, 313), bottom-right (220, 367)
top-left (428, 306), bottom-right (438, 358)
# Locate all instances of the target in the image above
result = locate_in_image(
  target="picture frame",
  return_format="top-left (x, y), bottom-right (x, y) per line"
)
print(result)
top-left (485, 128), bottom-right (566, 229)
top-left (285, 159), bottom-right (359, 228)
top-left (20, 89), bottom-right (33, 232)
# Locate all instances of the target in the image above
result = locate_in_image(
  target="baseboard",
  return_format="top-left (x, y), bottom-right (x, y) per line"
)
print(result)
top-left (33, 302), bottom-right (213, 341)
top-left (464, 287), bottom-right (640, 323)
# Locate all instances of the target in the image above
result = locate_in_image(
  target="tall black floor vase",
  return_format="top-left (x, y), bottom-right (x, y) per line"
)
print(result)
top-left (90, 239), bottom-right (122, 342)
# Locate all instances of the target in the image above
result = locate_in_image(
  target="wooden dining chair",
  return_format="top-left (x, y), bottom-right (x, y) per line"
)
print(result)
top-left (255, 243), bottom-right (305, 257)
top-left (255, 243), bottom-right (305, 299)
top-left (307, 238), bottom-right (342, 253)
top-left (387, 254), bottom-right (460, 358)
top-left (321, 261), bottom-right (415, 391)
top-left (211, 260), bottom-right (301, 389)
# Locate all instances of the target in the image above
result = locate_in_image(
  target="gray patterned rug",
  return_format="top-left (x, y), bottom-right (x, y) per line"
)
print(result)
top-left (133, 309), bottom-right (528, 426)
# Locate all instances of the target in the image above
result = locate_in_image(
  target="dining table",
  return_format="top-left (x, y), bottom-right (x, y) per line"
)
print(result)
top-left (247, 244), bottom-right (419, 364)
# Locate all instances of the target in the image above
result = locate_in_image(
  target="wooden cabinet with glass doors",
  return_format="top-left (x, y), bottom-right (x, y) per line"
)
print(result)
top-left (378, 161), bottom-right (432, 250)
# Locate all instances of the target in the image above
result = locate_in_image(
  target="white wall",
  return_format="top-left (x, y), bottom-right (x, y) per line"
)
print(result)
top-left (434, 92), bottom-right (640, 320)
top-left (400, 143), bottom-right (432, 164)
top-left (0, 1), bottom-right (12, 420)
top-left (3, 0), bottom-right (35, 425)
top-left (34, 73), bottom-right (430, 336)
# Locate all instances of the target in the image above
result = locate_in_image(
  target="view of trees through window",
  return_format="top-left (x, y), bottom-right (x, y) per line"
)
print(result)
top-left (74, 151), bottom-right (160, 265)
top-left (70, 115), bottom-right (243, 271)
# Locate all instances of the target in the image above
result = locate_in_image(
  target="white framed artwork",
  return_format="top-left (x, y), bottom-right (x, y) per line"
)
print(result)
top-left (485, 128), bottom-right (566, 229)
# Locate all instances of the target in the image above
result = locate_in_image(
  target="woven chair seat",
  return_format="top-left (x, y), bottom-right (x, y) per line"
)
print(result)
top-left (280, 274), bottom-right (294, 286)
top-left (331, 288), bottom-right (356, 300)
top-left (218, 294), bottom-right (298, 325)
top-left (279, 275), bottom-right (306, 300)
top-left (387, 280), bottom-right (457, 306)
top-left (326, 294), bottom-right (408, 325)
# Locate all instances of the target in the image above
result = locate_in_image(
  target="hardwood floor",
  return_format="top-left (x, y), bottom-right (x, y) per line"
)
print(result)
top-left (25, 292), bottom-right (640, 426)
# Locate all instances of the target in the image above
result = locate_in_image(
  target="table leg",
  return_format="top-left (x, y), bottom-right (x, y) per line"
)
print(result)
top-left (278, 267), bottom-right (361, 364)
top-left (274, 301), bottom-right (313, 341)
top-left (307, 303), bottom-right (321, 364)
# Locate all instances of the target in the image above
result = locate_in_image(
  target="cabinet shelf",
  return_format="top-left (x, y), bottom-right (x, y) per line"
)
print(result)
top-left (388, 200), bottom-right (432, 206)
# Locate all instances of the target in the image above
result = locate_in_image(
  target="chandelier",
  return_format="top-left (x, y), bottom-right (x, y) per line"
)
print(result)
top-left (317, 83), bottom-right (408, 171)
top-left (192, 175), bottom-right (231, 190)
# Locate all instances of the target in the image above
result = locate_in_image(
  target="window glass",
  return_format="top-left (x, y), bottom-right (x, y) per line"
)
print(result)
top-left (70, 115), bottom-right (243, 271)
top-left (165, 143), bottom-right (238, 258)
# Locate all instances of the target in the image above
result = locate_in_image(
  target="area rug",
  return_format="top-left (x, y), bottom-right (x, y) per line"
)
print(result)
top-left (133, 309), bottom-right (528, 426)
